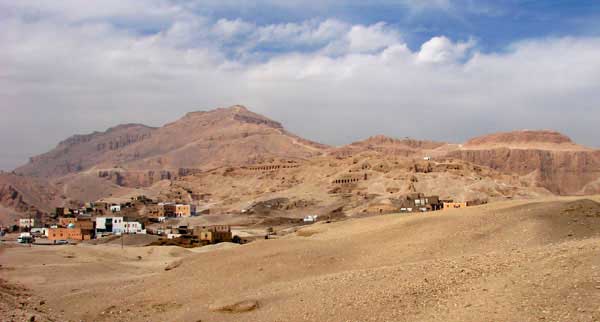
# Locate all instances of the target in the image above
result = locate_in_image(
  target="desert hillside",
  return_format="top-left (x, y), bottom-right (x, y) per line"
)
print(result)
top-left (0, 173), bottom-right (65, 225)
top-left (2, 197), bottom-right (600, 321)
top-left (16, 105), bottom-right (328, 179)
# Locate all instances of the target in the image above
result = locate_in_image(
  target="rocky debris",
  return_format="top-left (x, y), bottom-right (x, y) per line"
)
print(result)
top-left (164, 259), bottom-right (183, 271)
top-left (0, 278), bottom-right (60, 322)
top-left (245, 198), bottom-right (290, 214)
top-left (209, 299), bottom-right (259, 313)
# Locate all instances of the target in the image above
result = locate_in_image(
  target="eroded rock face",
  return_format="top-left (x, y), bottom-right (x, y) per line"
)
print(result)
top-left (17, 124), bottom-right (156, 177)
top-left (449, 131), bottom-right (600, 195)
top-left (98, 170), bottom-right (176, 187)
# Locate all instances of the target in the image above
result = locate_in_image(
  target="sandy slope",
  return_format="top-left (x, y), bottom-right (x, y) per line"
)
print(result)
top-left (2, 196), bottom-right (600, 322)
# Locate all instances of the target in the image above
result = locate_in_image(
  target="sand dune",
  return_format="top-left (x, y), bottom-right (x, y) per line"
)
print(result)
top-left (2, 196), bottom-right (600, 321)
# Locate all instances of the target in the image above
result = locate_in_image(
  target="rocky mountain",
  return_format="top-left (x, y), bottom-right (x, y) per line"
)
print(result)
top-left (16, 106), bottom-right (328, 180)
top-left (5, 108), bottom-right (600, 223)
top-left (0, 172), bottom-right (65, 225)
top-left (448, 130), bottom-right (600, 195)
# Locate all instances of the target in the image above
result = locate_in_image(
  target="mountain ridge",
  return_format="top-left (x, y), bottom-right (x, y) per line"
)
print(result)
top-left (3, 106), bottom-right (599, 225)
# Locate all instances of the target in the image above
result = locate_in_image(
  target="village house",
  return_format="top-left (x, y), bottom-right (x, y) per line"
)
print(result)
top-left (164, 203), bottom-right (192, 217)
top-left (95, 216), bottom-right (124, 235)
top-left (443, 202), bottom-right (468, 210)
top-left (30, 227), bottom-right (48, 237)
top-left (48, 227), bottom-right (92, 242)
top-left (398, 193), bottom-right (443, 212)
top-left (175, 204), bottom-right (191, 217)
top-left (58, 216), bottom-right (94, 230)
top-left (442, 199), bottom-right (487, 210)
top-left (123, 221), bottom-right (146, 234)
top-left (194, 225), bottom-right (232, 244)
top-left (58, 217), bottom-right (77, 227)
top-left (18, 218), bottom-right (35, 229)
top-left (303, 215), bottom-right (318, 223)
top-left (110, 204), bottom-right (121, 212)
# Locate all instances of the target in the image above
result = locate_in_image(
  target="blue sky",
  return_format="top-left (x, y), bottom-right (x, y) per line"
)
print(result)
top-left (1, 0), bottom-right (600, 170)
top-left (188, 0), bottom-right (600, 52)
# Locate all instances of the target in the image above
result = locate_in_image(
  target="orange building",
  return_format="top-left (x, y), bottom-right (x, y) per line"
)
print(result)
top-left (175, 204), bottom-right (191, 217)
top-left (58, 217), bottom-right (77, 227)
top-left (58, 217), bottom-right (94, 230)
top-left (48, 228), bottom-right (92, 241)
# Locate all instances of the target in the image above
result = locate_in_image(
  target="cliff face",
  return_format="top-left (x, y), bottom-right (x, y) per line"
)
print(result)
top-left (449, 130), bottom-right (600, 195)
top-left (16, 124), bottom-right (156, 177)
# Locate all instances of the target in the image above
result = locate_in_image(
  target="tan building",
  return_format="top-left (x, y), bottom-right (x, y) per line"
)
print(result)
top-left (58, 217), bottom-right (94, 230)
top-left (194, 225), bottom-right (232, 244)
top-left (48, 228), bottom-right (92, 241)
top-left (443, 202), bottom-right (468, 210)
top-left (175, 204), bottom-right (191, 217)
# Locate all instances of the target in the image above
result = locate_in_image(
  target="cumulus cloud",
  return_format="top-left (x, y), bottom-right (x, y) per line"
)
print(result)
top-left (1, 1), bottom-right (600, 170)
top-left (417, 36), bottom-right (475, 63)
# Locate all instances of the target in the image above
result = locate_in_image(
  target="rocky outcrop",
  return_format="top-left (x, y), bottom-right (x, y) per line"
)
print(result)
top-left (0, 173), bottom-right (65, 224)
top-left (0, 184), bottom-right (31, 213)
top-left (449, 131), bottom-right (600, 195)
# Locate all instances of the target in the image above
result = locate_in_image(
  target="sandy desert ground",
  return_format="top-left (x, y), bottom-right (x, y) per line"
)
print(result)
top-left (2, 196), bottom-right (600, 322)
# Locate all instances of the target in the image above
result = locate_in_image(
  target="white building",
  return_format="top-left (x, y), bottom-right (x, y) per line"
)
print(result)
top-left (110, 204), bottom-right (121, 212)
top-left (30, 227), bottom-right (48, 237)
top-left (303, 215), bottom-right (318, 223)
top-left (123, 221), bottom-right (146, 234)
top-left (18, 218), bottom-right (35, 228)
top-left (95, 216), bottom-right (124, 235)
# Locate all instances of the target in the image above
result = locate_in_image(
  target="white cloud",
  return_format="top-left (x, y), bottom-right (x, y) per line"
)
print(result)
top-left (346, 23), bottom-right (402, 54)
top-left (1, 2), bottom-right (600, 170)
top-left (417, 36), bottom-right (475, 63)
top-left (212, 18), bottom-right (255, 40)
